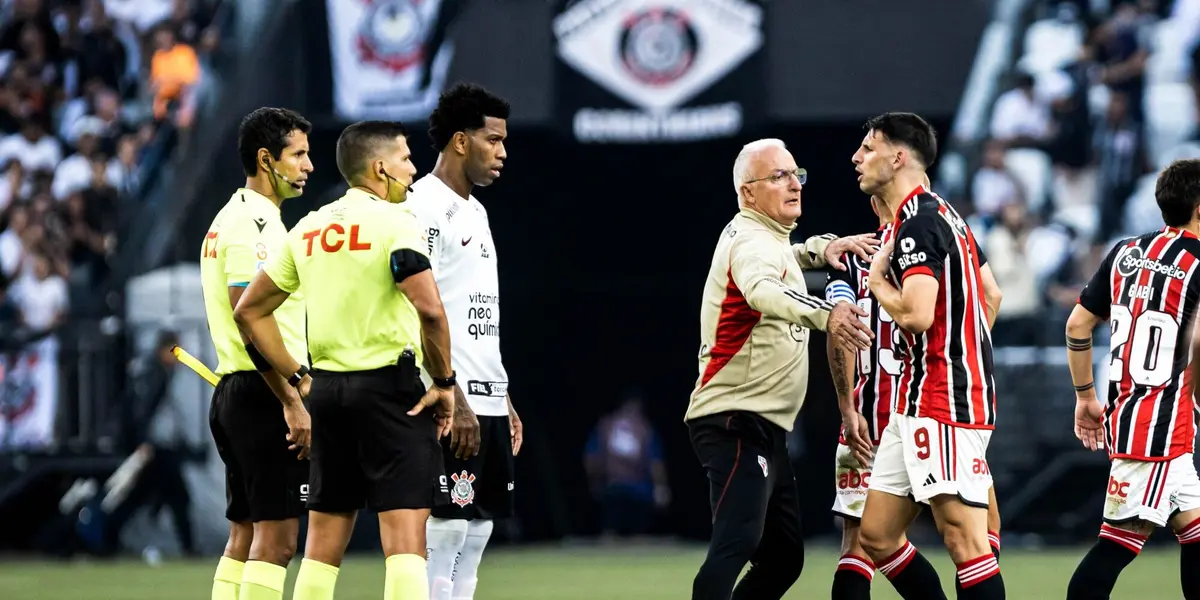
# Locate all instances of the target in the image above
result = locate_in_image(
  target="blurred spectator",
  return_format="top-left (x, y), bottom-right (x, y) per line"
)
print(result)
top-left (148, 24), bottom-right (198, 128)
top-left (1094, 3), bottom-right (1150, 122)
top-left (73, 4), bottom-right (134, 94)
top-left (1094, 91), bottom-right (1149, 242)
top-left (585, 394), bottom-right (670, 538)
top-left (0, 116), bottom-right (61, 173)
top-left (1047, 48), bottom-right (1095, 171)
top-left (0, 159), bottom-right (28, 210)
top-left (59, 88), bottom-right (132, 150)
top-left (990, 72), bottom-right (1053, 148)
top-left (986, 201), bottom-right (1042, 346)
top-left (102, 0), bottom-right (174, 36)
top-left (972, 139), bottom-right (1026, 221)
top-left (11, 250), bottom-right (66, 333)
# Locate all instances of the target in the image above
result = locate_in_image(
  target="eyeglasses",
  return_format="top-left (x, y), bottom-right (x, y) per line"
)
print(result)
top-left (744, 168), bottom-right (807, 186)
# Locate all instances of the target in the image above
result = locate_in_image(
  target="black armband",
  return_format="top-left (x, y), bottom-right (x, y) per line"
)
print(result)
top-left (244, 343), bottom-right (271, 372)
top-left (390, 249), bottom-right (431, 283)
top-left (1074, 381), bottom-right (1095, 393)
top-left (1066, 335), bottom-right (1093, 351)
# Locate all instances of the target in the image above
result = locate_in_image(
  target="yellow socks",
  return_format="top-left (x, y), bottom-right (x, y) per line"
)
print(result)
top-left (384, 554), bottom-right (429, 600)
top-left (293, 558), bottom-right (340, 600)
top-left (239, 560), bottom-right (287, 600)
top-left (213, 556), bottom-right (245, 600)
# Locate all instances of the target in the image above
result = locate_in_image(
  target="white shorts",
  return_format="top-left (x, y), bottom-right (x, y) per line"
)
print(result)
top-left (871, 414), bottom-right (993, 506)
top-left (1104, 453), bottom-right (1200, 527)
top-left (832, 442), bottom-right (877, 520)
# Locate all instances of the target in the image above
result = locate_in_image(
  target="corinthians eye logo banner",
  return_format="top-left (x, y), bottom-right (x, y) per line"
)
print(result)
top-left (553, 0), bottom-right (765, 143)
top-left (327, 0), bottom-right (458, 120)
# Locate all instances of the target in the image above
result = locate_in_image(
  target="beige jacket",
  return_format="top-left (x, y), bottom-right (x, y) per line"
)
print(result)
top-left (685, 208), bottom-right (835, 431)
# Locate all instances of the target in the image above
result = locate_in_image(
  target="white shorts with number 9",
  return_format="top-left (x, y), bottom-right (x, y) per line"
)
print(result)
top-left (870, 414), bottom-right (993, 507)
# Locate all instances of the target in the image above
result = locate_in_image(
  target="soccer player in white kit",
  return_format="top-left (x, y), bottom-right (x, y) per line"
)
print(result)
top-left (406, 82), bottom-right (523, 600)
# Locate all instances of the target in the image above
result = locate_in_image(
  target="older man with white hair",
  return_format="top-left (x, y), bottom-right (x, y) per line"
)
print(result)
top-left (685, 138), bottom-right (877, 600)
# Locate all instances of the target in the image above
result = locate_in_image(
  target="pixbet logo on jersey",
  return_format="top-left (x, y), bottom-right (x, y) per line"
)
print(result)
top-left (1116, 245), bottom-right (1186, 280)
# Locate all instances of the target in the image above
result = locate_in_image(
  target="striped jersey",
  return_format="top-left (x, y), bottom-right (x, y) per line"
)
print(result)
top-left (826, 224), bottom-right (899, 444)
top-left (1077, 226), bottom-right (1200, 461)
top-left (888, 188), bottom-right (996, 429)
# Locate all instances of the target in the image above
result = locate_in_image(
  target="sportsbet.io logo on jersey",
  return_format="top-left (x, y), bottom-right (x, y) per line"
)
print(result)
top-left (553, 0), bottom-right (764, 143)
top-left (1116, 245), bottom-right (1186, 280)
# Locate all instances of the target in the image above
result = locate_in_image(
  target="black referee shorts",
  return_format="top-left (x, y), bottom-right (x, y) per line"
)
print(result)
top-left (209, 371), bottom-right (308, 523)
top-left (431, 415), bottom-right (515, 520)
top-left (306, 366), bottom-right (450, 514)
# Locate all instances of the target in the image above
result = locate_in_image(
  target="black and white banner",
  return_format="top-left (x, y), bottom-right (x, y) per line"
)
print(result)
top-left (327, 0), bottom-right (458, 120)
top-left (553, 0), bottom-right (765, 143)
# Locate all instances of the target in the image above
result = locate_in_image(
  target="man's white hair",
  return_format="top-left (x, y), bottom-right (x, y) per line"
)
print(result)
top-left (733, 138), bottom-right (786, 203)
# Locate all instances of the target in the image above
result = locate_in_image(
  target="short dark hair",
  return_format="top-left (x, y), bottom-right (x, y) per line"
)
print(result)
top-left (237, 108), bottom-right (312, 177)
top-left (1155, 159), bottom-right (1200, 227)
top-left (335, 121), bottom-right (409, 184)
top-left (428, 82), bottom-right (511, 151)
top-left (863, 112), bottom-right (938, 169)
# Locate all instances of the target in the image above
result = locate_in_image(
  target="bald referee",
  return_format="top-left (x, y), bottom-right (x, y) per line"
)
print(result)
top-left (201, 107), bottom-right (313, 600)
top-left (234, 121), bottom-right (455, 600)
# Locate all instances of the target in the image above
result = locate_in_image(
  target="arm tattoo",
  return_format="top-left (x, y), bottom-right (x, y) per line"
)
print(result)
top-left (831, 347), bottom-right (852, 397)
top-left (1066, 335), bottom-right (1093, 351)
top-left (1074, 382), bottom-right (1095, 393)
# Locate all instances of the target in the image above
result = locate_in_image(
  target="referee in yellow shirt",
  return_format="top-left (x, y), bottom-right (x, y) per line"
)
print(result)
top-left (234, 120), bottom-right (456, 600)
top-left (200, 107), bottom-right (314, 600)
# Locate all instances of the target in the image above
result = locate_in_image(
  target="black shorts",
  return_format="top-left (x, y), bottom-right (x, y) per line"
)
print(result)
top-left (306, 366), bottom-right (449, 514)
top-left (431, 415), bottom-right (515, 520)
top-left (209, 371), bottom-right (309, 522)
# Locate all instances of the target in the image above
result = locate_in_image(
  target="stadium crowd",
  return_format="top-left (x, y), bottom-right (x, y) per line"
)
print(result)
top-left (0, 0), bottom-right (227, 334)
top-left (961, 0), bottom-right (1200, 346)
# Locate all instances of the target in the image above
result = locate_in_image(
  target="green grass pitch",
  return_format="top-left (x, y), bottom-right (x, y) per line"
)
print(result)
top-left (0, 544), bottom-right (1185, 598)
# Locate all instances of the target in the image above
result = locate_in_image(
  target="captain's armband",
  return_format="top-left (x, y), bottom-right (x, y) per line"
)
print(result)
top-left (390, 249), bottom-right (431, 283)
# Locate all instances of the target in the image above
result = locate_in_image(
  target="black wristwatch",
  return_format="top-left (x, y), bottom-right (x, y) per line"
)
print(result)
top-left (288, 365), bottom-right (311, 387)
top-left (432, 371), bottom-right (457, 389)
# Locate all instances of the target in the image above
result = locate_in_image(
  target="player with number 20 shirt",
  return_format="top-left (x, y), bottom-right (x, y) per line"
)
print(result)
top-left (1064, 159), bottom-right (1200, 599)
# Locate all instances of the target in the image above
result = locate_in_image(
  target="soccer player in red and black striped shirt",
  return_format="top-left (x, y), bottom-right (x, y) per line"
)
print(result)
top-left (1065, 159), bottom-right (1200, 599)
top-left (825, 192), bottom-right (1006, 600)
top-left (852, 113), bottom-right (1004, 600)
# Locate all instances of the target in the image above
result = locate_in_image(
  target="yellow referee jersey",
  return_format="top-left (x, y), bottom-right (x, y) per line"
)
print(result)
top-left (200, 189), bottom-right (308, 376)
top-left (263, 188), bottom-right (426, 372)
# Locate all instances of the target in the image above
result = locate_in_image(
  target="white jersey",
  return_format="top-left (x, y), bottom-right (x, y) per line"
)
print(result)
top-left (407, 174), bottom-right (509, 416)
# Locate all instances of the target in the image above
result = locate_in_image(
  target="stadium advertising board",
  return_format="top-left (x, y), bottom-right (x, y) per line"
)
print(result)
top-left (552, 0), bottom-right (765, 143)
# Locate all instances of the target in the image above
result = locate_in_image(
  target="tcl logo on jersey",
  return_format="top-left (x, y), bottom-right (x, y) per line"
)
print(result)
top-left (1107, 476), bottom-right (1130, 499)
top-left (898, 252), bottom-right (927, 269)
top-left (467, 380), bottom-right (508, 397)
top-left (1116, 245), bottom-right (1186, 280)
top-left (302, 224), bottom-right (372, 255)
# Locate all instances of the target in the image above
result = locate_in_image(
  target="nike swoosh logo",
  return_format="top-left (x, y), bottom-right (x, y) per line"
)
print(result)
top-left (253, 218), bottom-right (267, 233)
top-left (461, 237), bottom-right (472, 246)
